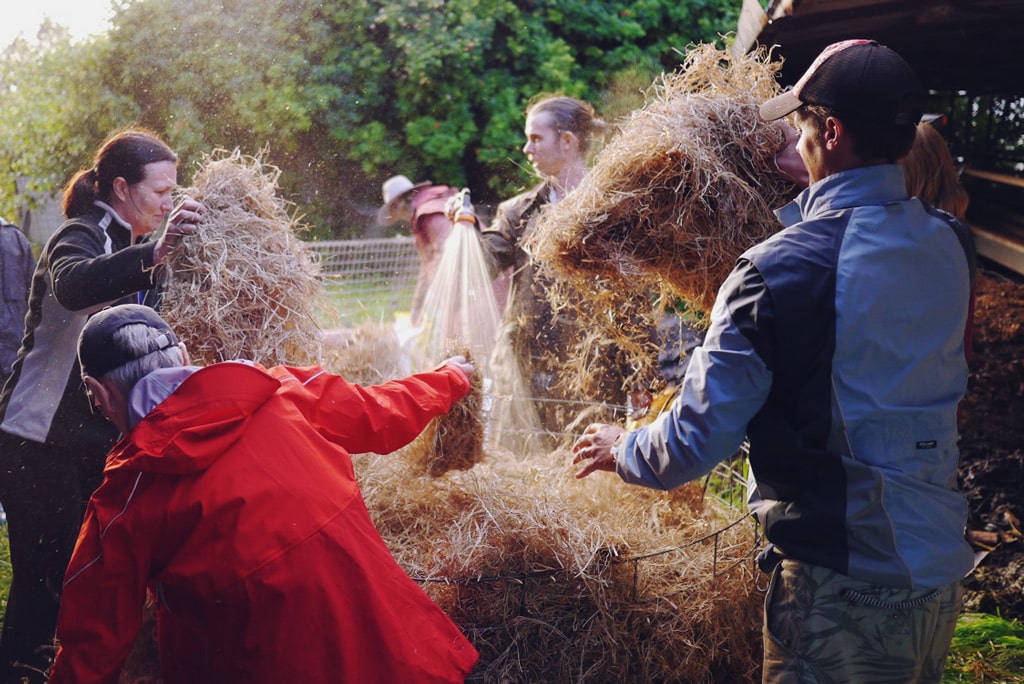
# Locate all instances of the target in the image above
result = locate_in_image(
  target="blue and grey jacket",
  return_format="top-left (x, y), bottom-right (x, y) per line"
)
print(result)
top-left (615, 164), bottom-right (976, 589)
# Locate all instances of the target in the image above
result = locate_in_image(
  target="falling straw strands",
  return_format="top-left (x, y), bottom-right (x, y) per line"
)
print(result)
top-left (161, 148), bottom-right (324, 367)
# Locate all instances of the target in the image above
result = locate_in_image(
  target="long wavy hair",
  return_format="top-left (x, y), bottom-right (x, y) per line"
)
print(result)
top-left (901, 122), bottom-right (969, 219)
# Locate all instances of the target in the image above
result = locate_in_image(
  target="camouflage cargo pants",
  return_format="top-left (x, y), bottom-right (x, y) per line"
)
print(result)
top-left (763, 559), bottom-right (961, 683)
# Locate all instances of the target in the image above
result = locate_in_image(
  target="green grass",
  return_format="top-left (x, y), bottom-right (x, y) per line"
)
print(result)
top-left (0, 524), bottom-right (9, 616)
top-left (319, 277), bottom-right (415, 328)
top-left (943, 613), bottom-right (1024, 683)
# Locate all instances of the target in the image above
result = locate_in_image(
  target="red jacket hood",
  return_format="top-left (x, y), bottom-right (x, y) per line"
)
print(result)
top-left (107, 362), bottom-right (281, 476)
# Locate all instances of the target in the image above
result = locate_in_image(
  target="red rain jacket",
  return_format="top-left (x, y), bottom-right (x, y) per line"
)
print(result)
top-left (49, 362), bottom-right (478, 683)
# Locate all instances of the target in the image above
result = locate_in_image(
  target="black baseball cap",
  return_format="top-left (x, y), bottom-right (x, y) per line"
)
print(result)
top-left (760, 39), bottom-right (925, 125)
top-left (78, 304), bottom-right (178, 378)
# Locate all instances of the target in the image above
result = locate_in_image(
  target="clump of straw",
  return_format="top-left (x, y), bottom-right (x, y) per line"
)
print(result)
top-left (161, 148), bottom-right (324, 367)
top-left (406, 348), bottom-right (486, 478)
top-left (530, 43), bottom-right (797, 312)
top-left (525, 43), bottom-right (801, 390)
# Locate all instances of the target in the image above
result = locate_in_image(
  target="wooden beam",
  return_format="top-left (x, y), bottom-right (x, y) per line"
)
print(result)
top-left (971, 224), bottom-right (1024, 278)
top-left (734, 0), bottom-right (769, 56)
top-left (964, 168), bottom-right (1024, 190)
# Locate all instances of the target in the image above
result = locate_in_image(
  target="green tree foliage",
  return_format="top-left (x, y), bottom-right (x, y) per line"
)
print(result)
top-left (0, 22), bottom-right (136, 222)
top-left (0, 0), bottom-right (738, 238)
top-left (358, 0), bottom-right (739, 202)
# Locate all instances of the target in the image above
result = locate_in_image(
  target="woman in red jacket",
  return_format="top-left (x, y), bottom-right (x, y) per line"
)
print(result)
top-left (48, 304), bottom-right (478, 684)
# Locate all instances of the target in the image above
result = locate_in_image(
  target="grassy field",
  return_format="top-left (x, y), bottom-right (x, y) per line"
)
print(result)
top-left (0, 525), bottom-right (9, 617)
top-left (319, 277), bottom-right (415, 328)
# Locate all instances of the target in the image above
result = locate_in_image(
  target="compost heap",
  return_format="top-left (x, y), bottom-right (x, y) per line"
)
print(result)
top-left (525, 43), bottom-right (802, 389)
top-left (120, 54), bottom-right (775, 681)
top-left (355, 446), bottom-right (761, 683)
top-left (160, 148), bottom-right (324, 367)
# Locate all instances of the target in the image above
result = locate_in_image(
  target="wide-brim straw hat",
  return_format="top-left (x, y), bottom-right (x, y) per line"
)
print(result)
top-left (377, 175), bottom-right (431, 225)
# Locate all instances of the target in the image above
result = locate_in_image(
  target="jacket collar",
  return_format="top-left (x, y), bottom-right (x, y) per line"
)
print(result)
top-left (775, 164), bottom-right (908, 228)
top-left (91, 200), bottom-right (135, 249)
top-left (109, 362), bottom-right (281, 475)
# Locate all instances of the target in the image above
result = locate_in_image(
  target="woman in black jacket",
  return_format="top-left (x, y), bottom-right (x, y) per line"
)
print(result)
top-left (0, 127), bottom-right (204, 682)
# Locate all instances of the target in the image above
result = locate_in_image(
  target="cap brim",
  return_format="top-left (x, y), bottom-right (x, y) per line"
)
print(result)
top-left (760, 91), bottom-right (802, 121)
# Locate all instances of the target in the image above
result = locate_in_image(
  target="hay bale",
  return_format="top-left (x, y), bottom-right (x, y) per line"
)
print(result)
top-left (525, 44), bottom-right (801, 390)
top-left (161, 148), bottom-right (324, 367)
top-left (357, 449), bottom-right (762, 682)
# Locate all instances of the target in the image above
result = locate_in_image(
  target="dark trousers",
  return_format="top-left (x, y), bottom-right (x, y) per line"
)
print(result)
top-left (0, 430), bottom-right (111, 681)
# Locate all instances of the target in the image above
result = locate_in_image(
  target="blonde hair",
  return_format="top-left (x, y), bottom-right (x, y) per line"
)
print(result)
top-left (901, 123), bottom-right (969, 219)
top-left (526, 95), bottom-right (608, 156)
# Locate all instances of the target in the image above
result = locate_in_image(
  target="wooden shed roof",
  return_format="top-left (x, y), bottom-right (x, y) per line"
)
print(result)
top-left (734, 0), bottom-right (1024, 95)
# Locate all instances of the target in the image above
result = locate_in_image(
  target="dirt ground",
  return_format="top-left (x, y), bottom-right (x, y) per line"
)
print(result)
top-left (957, 267), bottom-right (1024, 619)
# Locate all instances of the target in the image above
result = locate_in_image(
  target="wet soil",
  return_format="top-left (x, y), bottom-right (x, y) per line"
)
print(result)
top-left (957, 267), bottom-right (1024, 619)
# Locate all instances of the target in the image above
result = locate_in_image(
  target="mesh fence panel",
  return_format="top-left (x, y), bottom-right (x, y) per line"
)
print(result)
top-left (309, 237), bottom-right (420, 325)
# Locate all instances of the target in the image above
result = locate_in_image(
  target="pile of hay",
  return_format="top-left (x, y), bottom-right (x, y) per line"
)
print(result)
top-left (322, 326), bottom-right (763, 681)
top-left (161, 148), bottom-right (324, 367)
top-left (525, 43), bottom-right (801, 388)
top-left (359, 449), bottom-right (763, 682)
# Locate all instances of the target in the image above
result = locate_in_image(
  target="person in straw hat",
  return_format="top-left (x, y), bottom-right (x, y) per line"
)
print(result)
top-left (48, 303), bottom-right (478, 684)
top-left (377, 174), bottom-right (463, 325)
top-left (573, 40), bottom-right (976, 683)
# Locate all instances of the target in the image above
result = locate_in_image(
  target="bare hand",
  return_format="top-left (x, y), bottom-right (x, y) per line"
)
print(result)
top-left (155, 197), bottom-right (207, 263)
top-left (571, 423), bottom-right (626, 479)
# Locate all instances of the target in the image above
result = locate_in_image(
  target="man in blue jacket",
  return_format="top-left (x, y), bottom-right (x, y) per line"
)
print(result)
top-left (572, 40), bottom-right (975, 683)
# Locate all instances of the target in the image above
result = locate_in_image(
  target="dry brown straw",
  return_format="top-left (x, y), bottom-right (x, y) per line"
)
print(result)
top-left (408, 348), bottom-right (486, 478)
top-left (525, 43), bottom-right (801, 390)
top-left (161, 148), bottom-right (324, 367)
top-left (358, 448), bottom-right (762, 682)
